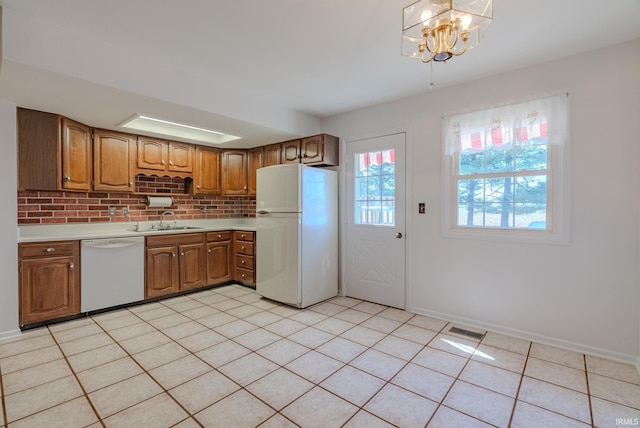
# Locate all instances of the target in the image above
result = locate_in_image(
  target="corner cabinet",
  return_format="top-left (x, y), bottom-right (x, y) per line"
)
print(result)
top-left (18, 108), bottom-right (92, 192)
top-left (93, 129), bottom-right (136, 192)
top-left (18, 241), bottom-right (80, 325)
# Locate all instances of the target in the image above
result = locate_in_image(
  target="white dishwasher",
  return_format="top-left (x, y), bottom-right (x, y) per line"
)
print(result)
top-left (81, 236), bottom-right (145, 313)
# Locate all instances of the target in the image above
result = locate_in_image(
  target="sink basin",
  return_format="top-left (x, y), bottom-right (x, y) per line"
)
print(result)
top-left (133, 226), bottom-right (204, 233)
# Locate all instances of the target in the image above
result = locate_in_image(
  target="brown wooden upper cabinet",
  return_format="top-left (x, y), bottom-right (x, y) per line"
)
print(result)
top-left (248, 147), bottom-right (263, 196)
top-left (18, 108), bottom-right (92, 192)
top-left (136, 136), bottom-right (194, 177)
top-left (263, 143), bottom-right (282, 167)
top-left (93, 129), bottom-right (136, 192)
top-left (281, 134), bottom-right (339, 166)
top-left (193, 146), bottom-right (221, 195)
top-left (222, 150), bottom-right (248, 195)
top-left (282, 139), bottom-right (302, 164)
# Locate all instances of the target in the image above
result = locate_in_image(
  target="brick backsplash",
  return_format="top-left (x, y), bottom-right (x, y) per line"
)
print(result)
top-left (18, 176), bottom-right (256, 225)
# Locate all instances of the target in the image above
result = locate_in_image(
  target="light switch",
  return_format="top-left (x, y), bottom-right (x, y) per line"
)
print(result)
top-left (418, 203), bottom-right (425, 214)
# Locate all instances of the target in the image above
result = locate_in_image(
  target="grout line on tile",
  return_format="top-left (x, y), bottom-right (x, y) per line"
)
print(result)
top-left (47, 326), bottom-right (106, 428)
top-left (0, 363), bottom-right (7, 428)
top-left (584, 354), bottom-right (595, 427)
top-left (507, 340), bottom-right (532, 427)
top-left (91, 313), bottom-right (206, 426)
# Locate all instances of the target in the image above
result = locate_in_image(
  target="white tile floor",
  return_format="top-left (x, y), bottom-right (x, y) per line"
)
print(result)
top-left (1, 284), bottom-right (639, 427)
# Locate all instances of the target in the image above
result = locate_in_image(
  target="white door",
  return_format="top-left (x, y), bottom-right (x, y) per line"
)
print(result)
top-left (345, 133), bottom-right (406, 309)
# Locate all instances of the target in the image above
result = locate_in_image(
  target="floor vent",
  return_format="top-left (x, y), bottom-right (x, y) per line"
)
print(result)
top-left (448, 326), bottom-right (485, 341)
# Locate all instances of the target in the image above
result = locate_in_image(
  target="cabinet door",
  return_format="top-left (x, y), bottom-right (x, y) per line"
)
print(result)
top-left (61, 117), bottom-right (92, 191)
top-left (263, 143), bottom-right (282, 167)
top-left (93, 129), bottom-right (136, 192)
top-left (179, 243), bottom-right (206, 290)
top-left (168, 142), bottom-right (194, 173)
top-left (207, 241), bottom-right (232, 284)
top-left (301, 135), bottom-right (324, 164)
top-left (145, 246), bottom-right (180, 298)
top-left (137, 137), bottom-right (167, 171)
top-left (20, 256), bottom-right (79, 324)
top-left (248, 147), bottom-right (263, 196)
top-left (222, 150), bottom-right (248, 195)
top-left (282, 140), bottom-right (301, 164)
top-left (194, 147), bottom-right (221, 194)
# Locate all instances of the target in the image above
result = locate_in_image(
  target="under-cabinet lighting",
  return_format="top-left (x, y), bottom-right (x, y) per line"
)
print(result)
top-left (117, 114), bottom-right (241, 145)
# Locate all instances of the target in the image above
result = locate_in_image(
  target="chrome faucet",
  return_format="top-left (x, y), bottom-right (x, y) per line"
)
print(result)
top-left (159, 210), bottom-right (177, 229)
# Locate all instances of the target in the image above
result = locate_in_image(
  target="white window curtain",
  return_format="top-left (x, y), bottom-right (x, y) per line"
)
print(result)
top-left (443, 93), bottom-right (569, 157)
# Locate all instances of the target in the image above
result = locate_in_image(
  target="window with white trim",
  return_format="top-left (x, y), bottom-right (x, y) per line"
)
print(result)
top-left (442, 93), bottom-right (570, 243)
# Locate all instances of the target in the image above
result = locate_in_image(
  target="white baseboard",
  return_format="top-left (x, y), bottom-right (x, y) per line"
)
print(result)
top-left (0, 328), bottom-right (22, 342)
top-left (410, 306), bottom-right (640, 370)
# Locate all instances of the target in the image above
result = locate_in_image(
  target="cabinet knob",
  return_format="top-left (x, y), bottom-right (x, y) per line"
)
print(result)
top-left (69, 263), bottom-right (74, 270)
top-left (217, 234), bottom-right (222, 238)
top-left (44, 247), bottom-right (55, 253)
top-left (241, 260), bottom-right (245, 264)
top-left (169, 161), bottom-right (174, 166)
top-left (241, 274), bottom-right (246, 279)
top-left (208, 249), bottom-right (212, 253)
top-left (172, 252), bottom-right (176, 257)
top-left (161, 160), bottom-right (166, 165)
top-left (129, 181), bottom-right (133, 186)
top-left (197, 185), bottom-right (201, 189)
top-left (243, 185), bottom-right (247, 190)
top-left (241, 234), bottom-right (246, 239)
top-left (241, 246), bottom-right (246, 250)
top-left (64, 176), bottom-right (70, 181)
top-left (303, 154), bottom-right (308, 158)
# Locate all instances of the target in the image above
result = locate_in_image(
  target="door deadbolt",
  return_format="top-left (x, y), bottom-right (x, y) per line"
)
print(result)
top-left (396, 232), bottom-right (403, 238)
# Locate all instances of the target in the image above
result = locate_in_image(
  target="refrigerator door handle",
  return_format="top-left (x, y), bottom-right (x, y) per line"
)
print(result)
top-left (257, 210), bottom-right (270, 215)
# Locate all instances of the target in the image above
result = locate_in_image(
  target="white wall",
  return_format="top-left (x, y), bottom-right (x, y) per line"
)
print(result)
top-left (323, 39), bottom-right (640, 362)
top-left (0, 100), bottom-right (19, 339)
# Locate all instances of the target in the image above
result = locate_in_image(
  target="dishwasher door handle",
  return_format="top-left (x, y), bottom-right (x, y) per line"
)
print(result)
top-left (82, 239), bottom-right (144, 250)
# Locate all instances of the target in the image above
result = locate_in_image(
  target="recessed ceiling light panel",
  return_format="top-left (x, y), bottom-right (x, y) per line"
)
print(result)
top-left (117, 114), bottom-right (241, 145)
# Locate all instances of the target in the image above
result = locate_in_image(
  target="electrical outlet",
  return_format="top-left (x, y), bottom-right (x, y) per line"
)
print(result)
top-left (122, 206), bottom-right (129, 217)
top-left (108, 206), bottom-right (116, 216)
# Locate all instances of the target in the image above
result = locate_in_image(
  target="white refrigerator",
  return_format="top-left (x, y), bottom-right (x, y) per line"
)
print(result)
top-left (256, 164), bottom-right (338, 308)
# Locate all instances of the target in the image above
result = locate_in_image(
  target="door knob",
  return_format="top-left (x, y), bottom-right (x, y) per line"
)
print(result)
top-left (395, 232), bottom-right (403, 239)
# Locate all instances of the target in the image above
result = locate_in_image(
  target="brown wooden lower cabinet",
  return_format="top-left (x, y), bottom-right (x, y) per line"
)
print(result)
top-left (207, 231), bottom-right (232, 283)
top-left (18, 241), bottom-right (80, 325)
top-left (146, 231), bottom-right (234, 298)
top-left (233, 231), bottom-right (256, 287)
top-left (145, 233), bottom-right (205, 298)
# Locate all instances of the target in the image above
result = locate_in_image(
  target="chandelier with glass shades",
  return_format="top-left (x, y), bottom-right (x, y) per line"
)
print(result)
top-left (402, 0), bottom-right (492, 63)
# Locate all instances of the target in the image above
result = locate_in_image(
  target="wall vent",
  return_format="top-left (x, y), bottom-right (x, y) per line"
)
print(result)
top-left (448, 326), bottom-right (485, 341)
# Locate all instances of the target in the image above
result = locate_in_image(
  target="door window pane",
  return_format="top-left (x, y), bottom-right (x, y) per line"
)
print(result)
top-left (354, 149), bottom-right (395, 226)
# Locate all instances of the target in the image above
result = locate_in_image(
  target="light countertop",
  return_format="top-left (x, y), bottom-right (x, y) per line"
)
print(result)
top-left (18, 218), bottom-right (257, 243)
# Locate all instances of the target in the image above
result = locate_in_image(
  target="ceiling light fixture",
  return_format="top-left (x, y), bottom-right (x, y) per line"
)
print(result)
top-left (401, 0), bottom-right (492, 63)
top-left (117, 114), bottom-right (241, 145)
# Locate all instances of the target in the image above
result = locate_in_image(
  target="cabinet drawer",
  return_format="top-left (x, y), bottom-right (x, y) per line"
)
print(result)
top-left (20, 241), bottom-right (78, 258)
top-left (234, 241), bottom-right (254, 256)
top-left (207, 231), bottom-right (232, 242)
top-left (233, 231), bottom-right (254, 242)
top-left (146, 232), bottom-right (204, 247)
top-left (235, 254), bottom-right (254, 270)
top-left (234, 267), bottom-right (254, 284)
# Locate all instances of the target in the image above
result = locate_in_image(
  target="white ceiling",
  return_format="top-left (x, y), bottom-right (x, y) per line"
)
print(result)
top-left (1, 0), bottom-right (639, 148)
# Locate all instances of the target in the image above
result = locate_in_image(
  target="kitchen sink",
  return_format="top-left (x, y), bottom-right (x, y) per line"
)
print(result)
top-left (133, 226), bottom-right (204, 233)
